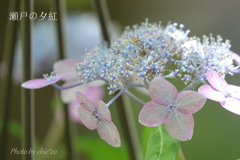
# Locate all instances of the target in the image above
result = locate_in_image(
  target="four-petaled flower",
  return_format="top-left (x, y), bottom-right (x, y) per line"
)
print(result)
top-left (75, 91), bottom-right (121, 147)
top-left (139, 77), bottom-right (206, 141)
top-left (198, 69), bottom-right (240, 115)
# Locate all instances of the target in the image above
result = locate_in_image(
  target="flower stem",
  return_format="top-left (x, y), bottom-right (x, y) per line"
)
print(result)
top-left (0, 0), bottom-right (20, 159)
top-left (20, 0), bottom-right (34, 160)
top-left (106, 86), bottom-right (130, 107)
top-left (123, 90), bottom-right (145, 107)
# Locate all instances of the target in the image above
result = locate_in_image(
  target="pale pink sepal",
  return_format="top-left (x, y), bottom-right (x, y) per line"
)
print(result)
top-left (176, 91), bottom-right (207, 114)
top-left (198, 85), bottom-right (225, 102)
top-left (21, 78), bottom-right (60, 89)
top-left (139, 101), bottom-right (169, 127)
top-left (61, 80), bottom-right (104, 103)
top-left (53, 59), bottom-right (80, 73)
top-left (206, 69), bottom-right (227, 92)
top-left (75, 91), bottom-right (95, 112)
top-left (21, 71), bottom-right (74, 89)
top-left (230, 51), bottom-right (240, 65)
top-left (75, 91), bottom-right (121, 147)
top-left (149, 77), bottom-right (178, 105)
top-left (53, 59), bottom-right (80, 81)
top-left (220, 98), bottom-right (240, 115)
top-left (93, 99), bottom-right (111, 122)
top-left (97, 121), bottom-right (121, 147)
top-left (164, 112), bottom-right (194, 141)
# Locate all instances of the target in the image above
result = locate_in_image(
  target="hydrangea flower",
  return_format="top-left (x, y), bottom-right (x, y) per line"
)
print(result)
top-left (75, 91), bottom-right (120, 147)
top-left (198, 69), bottom-right (240, 115)
top-left (139, 77), bottom-right (206, 141)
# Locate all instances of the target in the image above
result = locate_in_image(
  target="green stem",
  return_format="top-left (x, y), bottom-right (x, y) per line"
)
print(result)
top-left (0, 0), bottom-right (20, 159)
top-left (177, 147), bottom-right (186, 160)
top-left (20, 0), bottom-right (34, 160)
top-left (52, 0), bottom-right (75, 159)
top-left (122, 94), bottom-right (143, 160)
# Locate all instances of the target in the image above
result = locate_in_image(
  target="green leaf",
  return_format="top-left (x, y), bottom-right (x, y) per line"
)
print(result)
top-left (74, 135), bottom-right (130, 160)
top-left (142, 126), bottom-right (152, 154)
top-left (145, 125), bottom-right (180, 160)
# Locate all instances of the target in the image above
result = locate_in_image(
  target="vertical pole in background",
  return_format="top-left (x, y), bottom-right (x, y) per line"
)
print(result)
top-left (52, 0), bottom-right (74, 159)
top-left (20, 0), bottom-right (34, 160)
top-left (0, 0), bottom-right (20, 159)
top-left (92, 0), bottom-right (143, 159)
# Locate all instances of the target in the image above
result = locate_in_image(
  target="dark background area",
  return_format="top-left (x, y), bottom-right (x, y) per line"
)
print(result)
top-left (1, 0), bottom-right (240, 160)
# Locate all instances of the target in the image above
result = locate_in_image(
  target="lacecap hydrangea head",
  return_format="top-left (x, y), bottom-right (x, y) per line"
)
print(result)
top-left (74, 19), bottom-right (237, 94)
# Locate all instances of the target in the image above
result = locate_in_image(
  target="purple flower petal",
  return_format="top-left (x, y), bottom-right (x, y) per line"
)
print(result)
top-left (139, 101), bottom-right (169, 127)
top-left (93, 99), bottom-right (111, 122)
top-left (176, 91), bottom-right (206, 114)
top-left (97, 121), bottom-right (121, 147)
top-left (198, 85), bottom-right (225, 102)
top-left (230, 51), bottom-right (240, 65)
top-left (21, 78), bottom-right (60, 89)
top-left (77, 104), bottom-right (98, 130)
top-left (149, 77), bottom-right (178, 105)
top-left (206, 69), bottom-right (227, 92)
top-left (220, 98), bottom-right (240, 115)
top-left (164, 111), bottom-right (194, 141)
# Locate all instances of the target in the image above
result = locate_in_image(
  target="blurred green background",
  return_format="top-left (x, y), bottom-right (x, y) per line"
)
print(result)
top-left (0, 0), bottom-right (240, 160)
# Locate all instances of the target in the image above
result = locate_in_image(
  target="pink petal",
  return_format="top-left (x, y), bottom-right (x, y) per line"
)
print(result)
top-left (198, 85), bottom-right (225, 102)
top-left (75, 91), bottom-right (95, 112)
top-left (53, 59), bottom-right (80, 81)
top-left (220, 98), bottom-right (240, 115)
top-left (164, 111), bottom-right (194, 141)
top-left (139, 101), bottom-right (169, 127)
top-left (53, 59), bottom-right (80, 74)
top-left (77, 104), bottom-right (98, 130)
top-left (227, 85), bottom-right (240, 99)
top-left (84, 85), bottom-right (104, 101)
top-left (93, 99), bottom-right (111, 122)
top-left (206, 69), bottom-right (227, 92)
top-left (97, 121), bottom-right (121, 147)
top-left (21, 78), bottom-right (60, 89)
top-left (149, 77), bottom-right (178, 105)
top-left (176, 91), bottom-right (206, 114)
top-left (21, 72), bottom-right (74, 89)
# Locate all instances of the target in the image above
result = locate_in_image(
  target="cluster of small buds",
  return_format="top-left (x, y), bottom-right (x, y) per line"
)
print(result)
top-left (43, 71), bottom-right (57, 81)
top-left (73, 19), bottom-right (237, 94)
